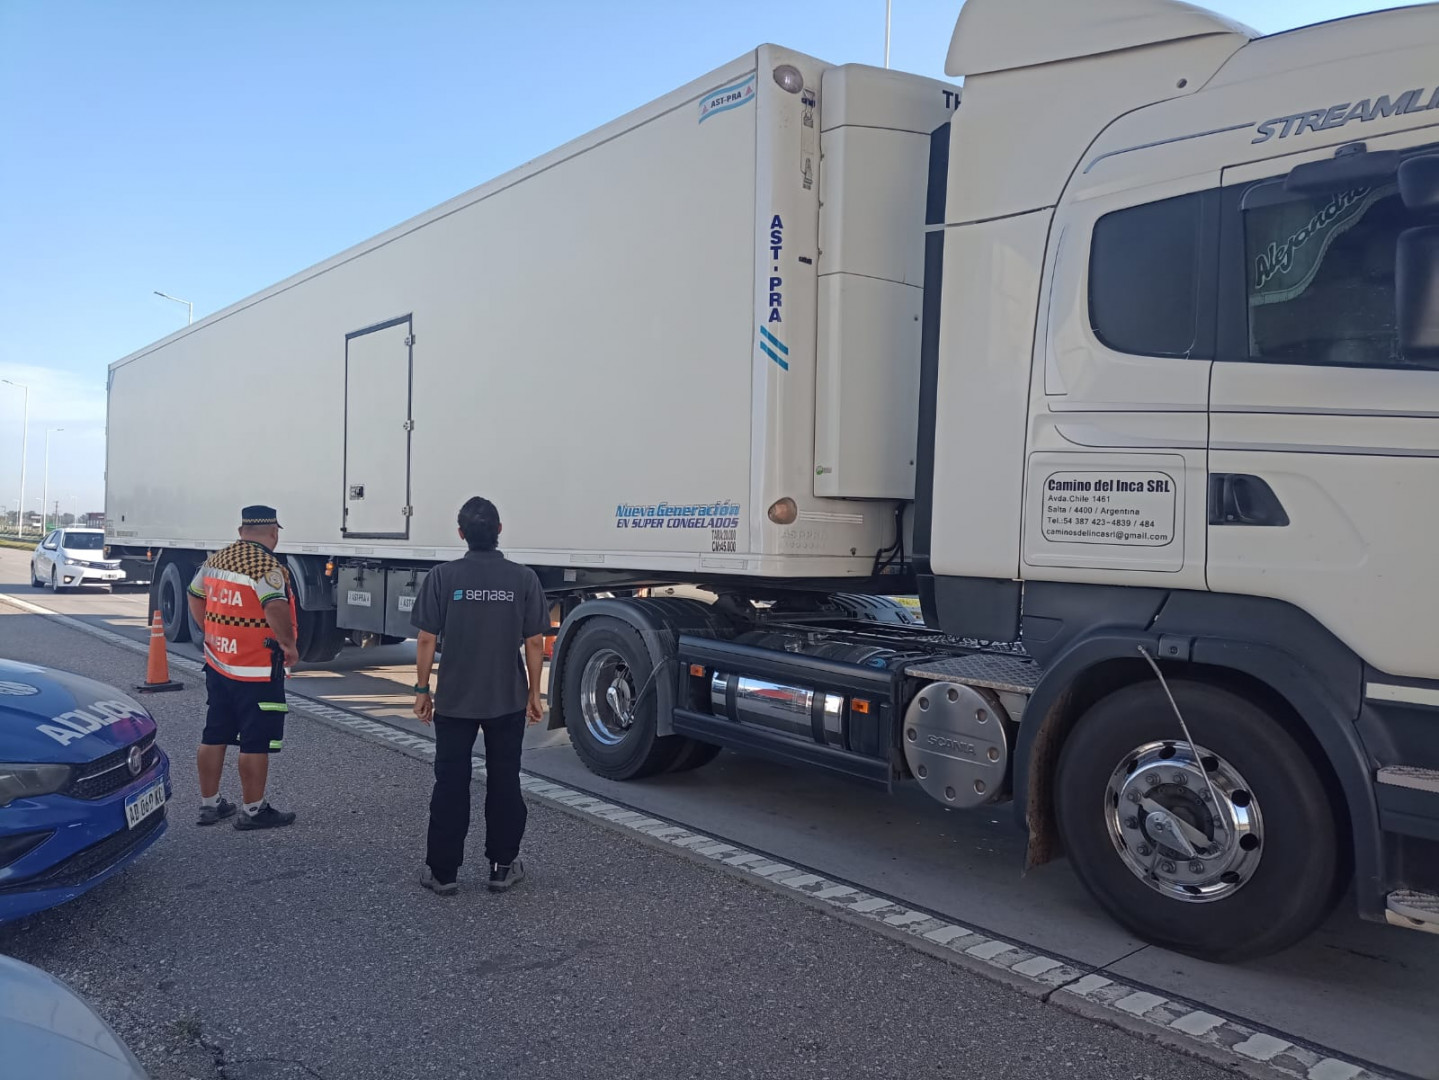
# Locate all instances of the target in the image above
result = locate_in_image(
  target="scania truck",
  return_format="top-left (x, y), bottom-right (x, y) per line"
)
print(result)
top-left (106, 0), bottom-right (1439, 959)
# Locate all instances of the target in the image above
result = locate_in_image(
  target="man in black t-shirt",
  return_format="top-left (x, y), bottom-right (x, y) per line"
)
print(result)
top-left (410, 497), bottom-right (548, 895)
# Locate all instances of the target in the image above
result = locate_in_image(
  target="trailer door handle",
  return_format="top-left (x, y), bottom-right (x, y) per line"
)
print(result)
top-left (1208, 474), bottom-right (1290, 527)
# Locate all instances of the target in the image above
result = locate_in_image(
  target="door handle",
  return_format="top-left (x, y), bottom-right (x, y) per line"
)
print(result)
top-left (1208, 474), bottom-right (1290, 527)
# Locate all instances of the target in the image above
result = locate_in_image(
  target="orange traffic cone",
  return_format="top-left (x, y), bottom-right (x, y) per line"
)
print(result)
top-left (136, 610), bottom-right (184, 693)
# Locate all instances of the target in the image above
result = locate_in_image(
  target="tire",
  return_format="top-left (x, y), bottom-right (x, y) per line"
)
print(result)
top-left (667, 739), bottom-right (723, 773)
top-left (561, 616), bottom-right (684, 780)
top-left (49, 566), bottom-right (66, 593)
top-left (296, 607), bottom-right (346, 664)
top-left (1055, 680), bottom-right (1343, 962)
top-left (154, 559), bottom-right (194, 643)
top-left (30, 561), bottom-right (44, 589)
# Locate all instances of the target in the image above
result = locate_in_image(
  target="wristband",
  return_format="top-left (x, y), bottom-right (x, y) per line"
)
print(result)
top-left (413, 684), bottom-right (431, 694)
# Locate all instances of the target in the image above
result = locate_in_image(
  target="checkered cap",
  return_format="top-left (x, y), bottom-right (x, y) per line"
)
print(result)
top-left (241, 505), bottom-right (282, 528)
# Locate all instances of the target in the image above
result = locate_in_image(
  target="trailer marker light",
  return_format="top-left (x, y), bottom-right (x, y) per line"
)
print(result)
top-left (325, 560), bottom-right (334, 577)
top-left (690, 664), bottom-right (706, 678)
top-left (853, 699), bottom-right (871, 715)
top-left (768, 497), bottom-right (798, 525)
top-left (773, 65), bottom-right (804, 94)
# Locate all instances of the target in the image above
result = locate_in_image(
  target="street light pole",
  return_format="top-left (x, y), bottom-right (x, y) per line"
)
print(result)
top-left (1, 378), bottom-right (28, 538)
top-left (42, 427), bottom-right (62, 534)
top-left (153, 290), bottom-right (193, 326)
top-left (884, 0), bottom-right (892, 68)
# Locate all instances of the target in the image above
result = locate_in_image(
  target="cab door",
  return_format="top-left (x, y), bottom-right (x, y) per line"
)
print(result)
top-left (1209, 134), bottom-right (1439, 679)
top-left (1022, 176), bottom-right (1219, 590)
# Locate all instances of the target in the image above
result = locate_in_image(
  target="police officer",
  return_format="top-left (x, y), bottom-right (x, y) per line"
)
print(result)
top-left (186, 505), bottom-right (299, 830)
top-left (411, 496), bottom-right (547, 895)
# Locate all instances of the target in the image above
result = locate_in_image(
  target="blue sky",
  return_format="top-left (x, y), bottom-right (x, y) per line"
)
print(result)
top-left (0, 0), bottom-right (1427, 514)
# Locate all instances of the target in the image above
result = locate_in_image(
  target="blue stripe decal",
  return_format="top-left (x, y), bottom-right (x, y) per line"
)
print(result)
top-left (699, 74), bottom-right (757, 124)
top-left (759, 326), bottom-right (789, 355)
top-left (759, 343), bottom-right (789, 370)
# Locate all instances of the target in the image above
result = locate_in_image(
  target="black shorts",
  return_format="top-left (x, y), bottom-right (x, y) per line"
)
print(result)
top-left (202, 666), bottom-right (286, 754)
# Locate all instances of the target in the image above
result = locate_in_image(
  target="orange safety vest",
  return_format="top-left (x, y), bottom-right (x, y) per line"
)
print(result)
top-left (188, 540), bottom-right (297, 682)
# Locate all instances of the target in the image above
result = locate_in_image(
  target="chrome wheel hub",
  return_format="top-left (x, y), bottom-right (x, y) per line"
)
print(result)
top-left (1105, 740), bottom-right (1263, 903)
top-left (580, 649), bottom-right (635, 747)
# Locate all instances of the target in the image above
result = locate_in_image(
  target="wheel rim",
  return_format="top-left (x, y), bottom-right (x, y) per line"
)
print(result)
top-left (579, 648), bottom-right (636, 747)
top-left (160, 574), bottom-right (179, 629)
top-left (1105, 739), bottom-right (1263, 903)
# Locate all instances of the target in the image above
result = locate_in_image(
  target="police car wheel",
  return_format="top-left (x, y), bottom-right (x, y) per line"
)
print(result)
top-left (1054, 680), bottom-right (1344, 962)
top-left (562, 617), bottom-right (685, 780)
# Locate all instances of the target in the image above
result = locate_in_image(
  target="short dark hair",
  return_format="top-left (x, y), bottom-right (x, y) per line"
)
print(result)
top-left (457, 497), bottom-right (501, 551)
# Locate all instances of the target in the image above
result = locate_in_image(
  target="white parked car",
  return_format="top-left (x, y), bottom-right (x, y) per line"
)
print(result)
top-left (30, 528), bottom-right (125, 592)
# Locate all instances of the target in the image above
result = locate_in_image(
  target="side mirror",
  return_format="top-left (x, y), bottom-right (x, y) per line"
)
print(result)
top-left (1396, 226), bottom-right (1439, 359)
top-left (1399, 154), bottom-right (1439, 211)
top-left (1286, 144), bottom-right (1398, 195)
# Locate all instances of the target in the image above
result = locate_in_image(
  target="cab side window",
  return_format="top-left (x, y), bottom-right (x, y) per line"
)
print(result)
top-left (1088, 191), bottom-right (1217, 359)
top-left (1233, 148), bottom-right (1439, 371)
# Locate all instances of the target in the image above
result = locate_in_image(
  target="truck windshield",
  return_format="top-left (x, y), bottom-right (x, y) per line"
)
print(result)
top-left (1243, 180), bottom-right (1430, 369)
top-left (61, 532), bottom-right (104, 550)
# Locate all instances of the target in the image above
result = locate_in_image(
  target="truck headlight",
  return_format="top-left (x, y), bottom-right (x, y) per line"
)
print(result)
top-left (0, 763), bottom-right (72, 806)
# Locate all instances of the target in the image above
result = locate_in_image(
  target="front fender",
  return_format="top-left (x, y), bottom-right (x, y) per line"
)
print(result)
top-left (1014, 626), bottom-right (1382, 918)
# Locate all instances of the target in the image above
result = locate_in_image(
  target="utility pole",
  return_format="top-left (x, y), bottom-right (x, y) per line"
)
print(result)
top-left (1, 378), bottom-right (28, 538)
top-left (42, 427), bottom-right (62, 534)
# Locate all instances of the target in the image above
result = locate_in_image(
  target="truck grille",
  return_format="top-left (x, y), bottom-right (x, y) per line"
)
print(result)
top-left (64, 734), bottom-right (161, 800)
top-left (0, 808), bottom-right (165, 892)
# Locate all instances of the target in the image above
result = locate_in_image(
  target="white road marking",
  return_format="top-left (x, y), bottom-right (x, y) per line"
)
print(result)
top-left (0, 590), bottom-right (1400, 1080)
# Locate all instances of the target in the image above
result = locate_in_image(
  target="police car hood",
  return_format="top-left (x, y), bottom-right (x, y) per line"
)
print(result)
top-left (0, 659), bottom-right (156, 765)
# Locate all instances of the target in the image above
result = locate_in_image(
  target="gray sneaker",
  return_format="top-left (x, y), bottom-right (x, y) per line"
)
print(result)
top-left (420, 867), bottom-right (458, 896)
top-left (196, 797), bottom-right (237, 826)
top-left (233, 803), bottom-right (296, 830)
top-left (488, 859), bottom-right (526, 893)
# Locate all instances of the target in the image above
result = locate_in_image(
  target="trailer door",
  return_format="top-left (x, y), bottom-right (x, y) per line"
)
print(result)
top-left (343, 316), bottom-right (413, 539)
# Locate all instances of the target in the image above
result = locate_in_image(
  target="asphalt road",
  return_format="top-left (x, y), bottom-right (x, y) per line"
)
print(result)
top-left (0, 588), bottom-right (1247, 1080)
top-left (1, 548), bottom-right (1435, 1079)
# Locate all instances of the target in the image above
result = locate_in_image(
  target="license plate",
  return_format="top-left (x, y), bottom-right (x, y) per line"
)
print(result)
top-left (124, 780), bottom-right (165, 829)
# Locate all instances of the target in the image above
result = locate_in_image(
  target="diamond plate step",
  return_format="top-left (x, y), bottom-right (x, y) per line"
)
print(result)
top-left (1386, 891), bottom-right (1439, 934)
top-left (905, 653), bottom-right (1044, 695)
top-left (1377, 765), bottom-right (1439, 792)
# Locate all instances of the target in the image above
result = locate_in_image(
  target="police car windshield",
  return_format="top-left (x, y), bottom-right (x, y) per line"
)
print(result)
top-left (61, 532), bottom-right (104, 551)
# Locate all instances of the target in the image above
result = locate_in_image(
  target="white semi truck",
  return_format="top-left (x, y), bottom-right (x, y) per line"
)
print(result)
top-left (107, 0), bottom-right (1439, 959)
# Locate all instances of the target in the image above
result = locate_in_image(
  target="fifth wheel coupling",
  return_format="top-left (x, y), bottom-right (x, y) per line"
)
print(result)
top-left (902, 681), bottom-right (1012, 808)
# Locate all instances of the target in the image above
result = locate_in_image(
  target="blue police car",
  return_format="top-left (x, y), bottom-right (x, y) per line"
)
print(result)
top-left (0, 659), bottom-right (171, 924)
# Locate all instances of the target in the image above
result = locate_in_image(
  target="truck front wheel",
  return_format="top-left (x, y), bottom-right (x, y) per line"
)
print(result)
top-left (561, 617), bottom-right (685, 780)
top-left (1055, 680), bottom-right (1343, 961)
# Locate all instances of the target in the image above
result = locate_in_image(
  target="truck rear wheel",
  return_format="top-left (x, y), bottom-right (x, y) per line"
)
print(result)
top-left (297, 608), bottom-right (346, 664)
top-left (1055, 680), bottom-right (1342, 961)
top-left (561, 617), bottom-right (684, 780)
top-left (154, 560), bottom-right (194, 643)
top-left (667, 739), bottom-right (722, 773)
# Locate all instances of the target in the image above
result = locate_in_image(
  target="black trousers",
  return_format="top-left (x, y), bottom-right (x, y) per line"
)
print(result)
top-left (426, 712), bottom-right (527, 881)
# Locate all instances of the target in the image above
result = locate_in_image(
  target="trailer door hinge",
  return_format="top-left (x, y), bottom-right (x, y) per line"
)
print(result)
top-left (402, 419), bottom-right (415, 432)
top-left (404, 335), bottom-right (415, 346)
top-left (401, 506), bottom-right (413, 517)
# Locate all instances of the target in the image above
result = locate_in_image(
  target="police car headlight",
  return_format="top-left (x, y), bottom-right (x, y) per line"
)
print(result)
top-left (0, 763), bottom-right (72, 806)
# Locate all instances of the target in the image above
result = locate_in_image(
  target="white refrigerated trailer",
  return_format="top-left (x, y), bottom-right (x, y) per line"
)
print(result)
top-left (108, 0), bottom-right (1439, 959)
